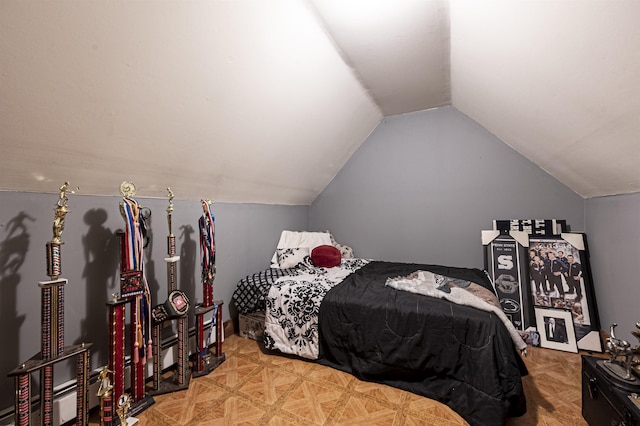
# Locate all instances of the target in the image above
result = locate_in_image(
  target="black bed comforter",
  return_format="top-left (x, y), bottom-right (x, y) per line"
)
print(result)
top-left (317, 261), bottom-right (528, 426)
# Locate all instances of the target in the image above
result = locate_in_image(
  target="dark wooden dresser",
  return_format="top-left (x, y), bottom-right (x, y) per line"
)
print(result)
top-left (582, 355), bottom-right (640, 425)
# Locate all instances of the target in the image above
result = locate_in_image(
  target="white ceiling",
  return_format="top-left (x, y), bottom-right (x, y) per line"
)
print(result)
top-left (1, 0), bottom-right (638, 204)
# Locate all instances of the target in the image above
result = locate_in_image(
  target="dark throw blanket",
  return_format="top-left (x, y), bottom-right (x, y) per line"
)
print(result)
top-left (317, 261), bottom-right (528, 426)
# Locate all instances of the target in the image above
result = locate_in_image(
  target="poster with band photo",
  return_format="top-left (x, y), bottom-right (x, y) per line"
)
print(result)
top-left (482, 230), bottom-right (533, 331)
top-left (528, 233), bottom-right (602, 352)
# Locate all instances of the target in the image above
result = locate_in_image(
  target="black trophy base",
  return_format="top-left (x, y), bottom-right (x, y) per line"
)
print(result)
top-left (597, 359), bottom-right (640, 389)
top-left (191, 352), bottom-right (226, 378)
top-left (147, 370), bottom-right (192, 396)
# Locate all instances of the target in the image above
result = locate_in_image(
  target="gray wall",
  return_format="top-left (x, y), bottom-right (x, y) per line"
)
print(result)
top-left (311, 107), bottom-right (585, 268)
top-left (3, 105), bottom-right (635, 417)
top-left (0, 191), bottom-right (307, 413)
top-left (585, 192), bottom-right (640, 341)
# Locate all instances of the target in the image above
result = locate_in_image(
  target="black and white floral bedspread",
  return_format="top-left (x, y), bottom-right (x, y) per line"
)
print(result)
top-left (232, 266), bottom-right (306, 315)
top-left (262, 258), bottom-right (369, 359)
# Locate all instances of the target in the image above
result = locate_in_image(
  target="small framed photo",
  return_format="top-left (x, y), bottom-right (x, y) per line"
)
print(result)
top-left (535, 307), bottom-right (578, 353)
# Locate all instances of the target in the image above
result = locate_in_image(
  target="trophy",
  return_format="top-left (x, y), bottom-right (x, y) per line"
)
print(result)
top-left (8, 182), bottom-right (92, 426)
top-left (115, 394), bottom-right (133, 425)
top-left (97, 366), bottom-right (115, 426)
top-left (46, 181), bottom-right (74, 279)
top-left (600, 323), bottom-right (640, 384)
top-left (149, 188), bottom-right (191, 394)
top-left (192, 199), bottom-right (225, 377)
top-left (106, 181), bottom-right (154, 419)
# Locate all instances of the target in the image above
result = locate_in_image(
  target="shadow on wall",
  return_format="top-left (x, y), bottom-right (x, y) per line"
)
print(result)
top-left (0, 211), bottom-right (34, 410)
top-left (79, 208), bottom-right (119, 370)
top-left (179, 225), bottom-right (197, 324)
top-left (143, 212), bottom-right (159, 307)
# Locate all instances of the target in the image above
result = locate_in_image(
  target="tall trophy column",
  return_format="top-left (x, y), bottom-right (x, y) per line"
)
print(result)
top-left (192, 200), bottom-right (225, 377)
top-left (149, 188), bottom-right (191, 395)
top-left (105, 181), bottom-right (154, 424)
top-left (8, 182), bottom-right (92, 426)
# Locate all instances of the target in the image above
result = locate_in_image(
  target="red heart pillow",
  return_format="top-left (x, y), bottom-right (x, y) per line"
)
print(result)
top-left (311, 245), bottom-right (341, 268)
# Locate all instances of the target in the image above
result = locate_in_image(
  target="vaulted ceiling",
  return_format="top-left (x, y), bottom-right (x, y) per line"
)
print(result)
top-left (1, 1), bottom-right (638, 204)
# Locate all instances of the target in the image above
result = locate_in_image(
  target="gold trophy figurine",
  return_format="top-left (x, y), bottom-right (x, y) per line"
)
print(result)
top-left (97, 366), bottom-right (114, 398)
top-left (52, 181), bottom-right (74, 244)
top-left (97, 366), bottom-right (114, 426)
top-left (116, 394), bottom-right (132, 425)
top-left (47, 181), bottom-right (77, 280)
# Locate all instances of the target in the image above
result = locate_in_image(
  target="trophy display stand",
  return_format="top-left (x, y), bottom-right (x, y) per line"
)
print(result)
top-left (193, 299), bottom-right (225, 377)
top-left (192, 200), bottom-right (225, 378)
top-left (106, 233), bottom-right (154, 423)
top-left (105, 183), bottom-right (154, 425)
top-left (7, 182), bottom-right (92, 426)
top-left (149, 188), bottom-right (191, 395)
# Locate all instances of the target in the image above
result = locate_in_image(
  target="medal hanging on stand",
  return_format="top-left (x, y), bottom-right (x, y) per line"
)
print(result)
top-left (199, 200), bottom-right (215, 307)
top-left (193, 199), bottom-right (226, 377)
top-left (120, 192), bottom-right (153, 365)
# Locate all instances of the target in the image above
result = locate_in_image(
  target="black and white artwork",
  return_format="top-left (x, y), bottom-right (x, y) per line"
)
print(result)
top-left (493, 219), bottom-right (567, 236)
top-left (482, 230), bottom-right (533, 331)
top-left (535, 307), bottom-right (578, 353)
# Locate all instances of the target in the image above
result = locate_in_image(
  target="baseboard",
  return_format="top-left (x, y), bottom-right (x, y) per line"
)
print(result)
top-left (224, 319), bottom-right (235, 336)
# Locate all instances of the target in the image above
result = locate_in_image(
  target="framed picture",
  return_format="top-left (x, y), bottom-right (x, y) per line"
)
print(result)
top-left (528, 232), bottom-right (602, 352)
top-left (493, 219), bottom-right (567, 237)
top-left (482, 230), bottom-right (534, 331)
top-left (535, 307), bottom-right (578, 353)
top-left (120, 270), bottom-right (144, 297)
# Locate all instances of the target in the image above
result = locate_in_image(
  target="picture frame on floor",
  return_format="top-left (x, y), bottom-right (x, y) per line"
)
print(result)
top-left (482, 230), bottom-right (534, 331)
top-left (528, 232), bottom-right (602, 352)
top-left (535, 307), bottom-right (578, 353)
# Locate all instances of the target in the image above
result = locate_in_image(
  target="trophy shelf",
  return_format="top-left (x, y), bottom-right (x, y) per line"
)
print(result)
top-left (8, 343), bottom-right (92, 377)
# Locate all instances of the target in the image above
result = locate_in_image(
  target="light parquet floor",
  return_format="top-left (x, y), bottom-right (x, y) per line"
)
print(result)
top-left (91, 334), bottom-right (603, 426)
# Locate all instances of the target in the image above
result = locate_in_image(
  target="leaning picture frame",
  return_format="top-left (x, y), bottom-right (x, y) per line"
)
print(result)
top-left (482, 230), bottom-right (534, 331)
top-left (493, 219), bottom-right (567, 236)
top-left (528, 232), bottom-right (602, 352)
top-left (535, 307), bottom-right (578, 353)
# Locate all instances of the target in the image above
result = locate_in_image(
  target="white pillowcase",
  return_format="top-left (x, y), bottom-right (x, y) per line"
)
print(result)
top-left (276, 247), bottom-right (310, 269)
top-left (270, 231), bottom-right (333, 268)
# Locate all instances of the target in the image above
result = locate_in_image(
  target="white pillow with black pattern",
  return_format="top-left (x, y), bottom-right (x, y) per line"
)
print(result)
top-left (277, 247), bottom-right (310, 269)
top-left (270, 231), bottom-right (333, 268)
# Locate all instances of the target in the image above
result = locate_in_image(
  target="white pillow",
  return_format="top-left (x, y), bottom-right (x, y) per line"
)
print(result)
top-left (270, 230), bottom-right (333, 268)
top-left (324, 230), bottom-right (355, 259)
top-left (277, 247), bottom-right (310, 269)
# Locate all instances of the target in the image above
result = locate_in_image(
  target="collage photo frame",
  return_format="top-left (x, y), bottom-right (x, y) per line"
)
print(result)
top-left (528, 232), bottom-right (601, 352)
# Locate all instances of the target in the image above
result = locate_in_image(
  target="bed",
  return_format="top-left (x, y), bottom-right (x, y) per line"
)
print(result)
top-left (231, 231), bottom-right (528, 425)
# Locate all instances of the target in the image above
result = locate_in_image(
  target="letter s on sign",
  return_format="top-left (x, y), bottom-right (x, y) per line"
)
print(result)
top-left (497, 255), bottom-right (513, 270)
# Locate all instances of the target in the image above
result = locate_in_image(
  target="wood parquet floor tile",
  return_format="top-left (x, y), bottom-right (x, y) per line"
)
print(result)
top-left (89, 333), bottom-right (605, 425)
